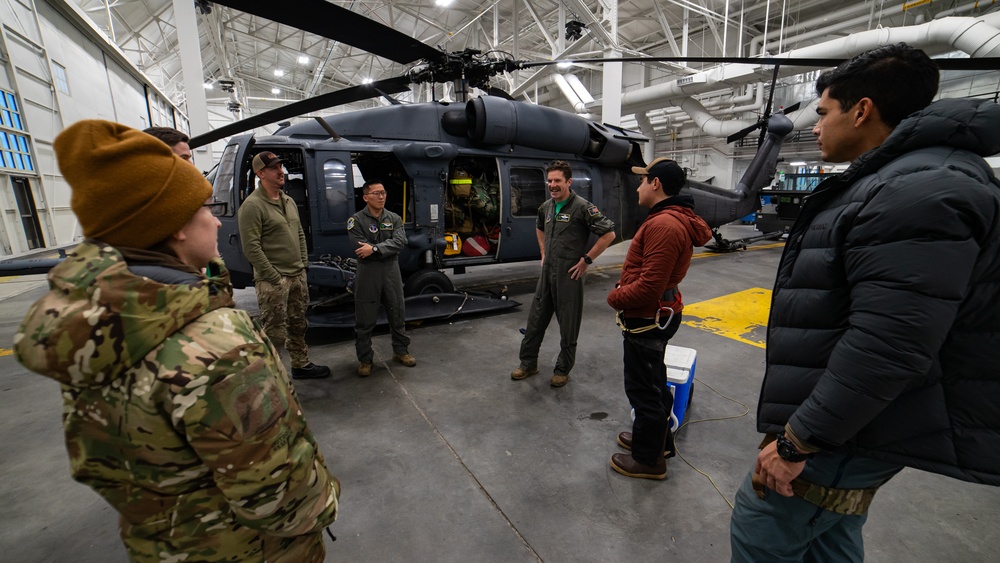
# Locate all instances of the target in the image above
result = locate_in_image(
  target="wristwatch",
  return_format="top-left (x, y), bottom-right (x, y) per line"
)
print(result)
top-left (582, 255), bottom-right (593, 265)
top-left (776, 433), bottom-right (814, 463)
top-left (371, 244), bottom-right (380, 254)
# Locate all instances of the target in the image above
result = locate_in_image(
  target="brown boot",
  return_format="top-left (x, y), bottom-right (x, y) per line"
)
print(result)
top-left (357, 363), bottom-right (373, 377)
top-left (616, 432), bottom-right (673, 458)
top-left (510, 366), bottom-right (538, 380)
top-left (392, 353), bottom-right (416, 367)
top-left (610, 453), bottom-right (667, 480)
top-left (550, 374), bottom-right (569, 387)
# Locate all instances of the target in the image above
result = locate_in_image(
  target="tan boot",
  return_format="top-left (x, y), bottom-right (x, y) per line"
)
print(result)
top-left (392, 353), bottom-right (416, 367)
top-left (510, 366), bottom-right (539, 380)
top-left (550, 374), bottom-right (569, 387)
top-left (357, 363), bottom-right (373, 377)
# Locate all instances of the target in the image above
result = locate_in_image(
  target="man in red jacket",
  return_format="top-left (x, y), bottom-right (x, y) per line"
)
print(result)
top-left (607, 157), bottom-right (713, 480)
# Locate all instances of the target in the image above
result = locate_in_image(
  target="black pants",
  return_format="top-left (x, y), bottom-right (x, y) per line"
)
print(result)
top-left (622, 313), bottom-right (682, 466)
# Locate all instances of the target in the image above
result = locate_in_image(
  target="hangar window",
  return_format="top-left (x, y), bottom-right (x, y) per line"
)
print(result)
top-left (52, 62), bottom-right (69, 94)
top-left (0, 90), bottom-right (33, 172)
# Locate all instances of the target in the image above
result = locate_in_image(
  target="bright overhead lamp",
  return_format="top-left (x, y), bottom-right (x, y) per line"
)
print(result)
top-left (274, 69), bottom-right (284, 77)
top-left (271, 88), bottom-right (281, 94)
top-left (298, 55), bottom-right (309, 64)
top-left (789, 161), bottom-right (807, 166)
top-left (203, 82), bottom-right (213, 89)
top-left (435, 0), bottom-right (452, 6)
top-left (362, 78), bottom-right (374, 84)
top-left (557, 61), bottom-right (573, 69)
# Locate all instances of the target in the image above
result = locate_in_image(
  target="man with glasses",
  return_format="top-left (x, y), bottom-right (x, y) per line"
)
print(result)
top-left (239, 151), bottom-right (330, 380)
top-left (348, 180), bottom-right (416, 377)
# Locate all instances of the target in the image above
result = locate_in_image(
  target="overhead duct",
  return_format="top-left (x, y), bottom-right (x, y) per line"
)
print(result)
top-left (552, 73), bottom-right (589, 113)
top-left (621, 14), bottom-right (1000, 117)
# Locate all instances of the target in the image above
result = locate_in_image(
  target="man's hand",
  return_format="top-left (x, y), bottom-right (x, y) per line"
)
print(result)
top-left (754, 440), bottom-right (806, 497)
top-left (568, 258), bottom-right (589, 280)
top-left (355, 242), bottom-right (375, 258)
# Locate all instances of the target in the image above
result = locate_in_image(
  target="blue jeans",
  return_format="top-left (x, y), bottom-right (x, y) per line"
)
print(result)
top-left (730, 450), bottom-right (903, 562)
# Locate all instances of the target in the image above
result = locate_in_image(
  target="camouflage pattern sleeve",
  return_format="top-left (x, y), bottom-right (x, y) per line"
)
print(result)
top-left (172, 310), bottom-right (340, 536)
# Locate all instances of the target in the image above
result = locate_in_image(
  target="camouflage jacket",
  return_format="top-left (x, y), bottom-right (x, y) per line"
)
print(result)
top-left (14, 241), bottom-right (340, 562)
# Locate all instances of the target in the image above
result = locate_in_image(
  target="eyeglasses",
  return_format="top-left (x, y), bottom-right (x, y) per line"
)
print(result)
top-left (366, 190), bottom-right (387, 198)
top-left (203, 198), bottom-right (228, 217)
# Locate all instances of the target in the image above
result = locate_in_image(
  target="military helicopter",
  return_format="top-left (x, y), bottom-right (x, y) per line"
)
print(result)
top-left (187, 0), bottom-right (850, 304)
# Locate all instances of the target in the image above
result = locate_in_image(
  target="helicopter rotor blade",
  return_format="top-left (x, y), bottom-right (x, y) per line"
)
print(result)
top-left (778, 101), bottom-right (802, 115)
top-left (518, 56), bottom-right (1000, 71)
top-left (205, 0), bottom-right (441, 65)
top-left (189, 76), bottom-right (412, 148)
top-left (757, 65), bottom-right (782, 145)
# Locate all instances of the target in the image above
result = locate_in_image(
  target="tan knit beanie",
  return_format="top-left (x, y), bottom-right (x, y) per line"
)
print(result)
top-left (54, 119), bottom-right (212, 249)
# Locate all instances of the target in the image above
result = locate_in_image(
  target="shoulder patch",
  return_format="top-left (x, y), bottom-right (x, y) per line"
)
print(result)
top-left (588, 205), bottom-right (600, 217)
top-left (347, 217), bottom-right (355, 231)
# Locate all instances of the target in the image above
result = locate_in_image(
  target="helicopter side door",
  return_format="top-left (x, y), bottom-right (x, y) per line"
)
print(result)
top-left (212, 134), bottom-right (255, 288)
top-left (497, 159), bottom-right (549, 262)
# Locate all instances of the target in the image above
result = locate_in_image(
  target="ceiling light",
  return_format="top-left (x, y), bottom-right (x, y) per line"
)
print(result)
top-left (557, 62), bottom-right (573, 69)
top-left (203, 82), bottom-right (213, 89)
top-left (298, 55), bottom-right (309, 64)
top-left (271, 88), bottom-right (281, 94)
top-left (789, 161), bottom-right (807, 166)
top-left (274, 69), bottom-right (284, 77)
top-left (362, 78), bottom-right (374, 84)
top-left (435, 0), bottom-right (452, 6)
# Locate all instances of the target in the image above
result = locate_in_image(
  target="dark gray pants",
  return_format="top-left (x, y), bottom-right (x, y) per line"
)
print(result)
top-left (354, 260), bottom-right (409, 363)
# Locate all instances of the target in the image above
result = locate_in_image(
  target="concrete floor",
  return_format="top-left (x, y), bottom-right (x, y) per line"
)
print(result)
top-left (2, 229), bottom-right (998, 562)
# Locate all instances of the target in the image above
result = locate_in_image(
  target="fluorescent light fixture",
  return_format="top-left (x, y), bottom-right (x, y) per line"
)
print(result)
top-left (274, 69), bottom-right (284, 77)
top-left (271, 88), bottom-right (281, 94)
top-left (557, 61), bottom-right (573, 68)
top-left (362, 78), bottom-right (374, 84)
top-left (203, 82), bottom-right (213, 89)
top-left (789, 161), bottom-right (807, 166)
top-left (435, 0), bottom-right (452, 6)
top-left (298, 55), bottom-right (309, 64)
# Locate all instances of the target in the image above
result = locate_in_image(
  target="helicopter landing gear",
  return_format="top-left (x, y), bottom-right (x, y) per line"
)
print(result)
top-left (703, 229), bottom-right (783, 253)
top-left (403, 268), bottom-right (455, 296)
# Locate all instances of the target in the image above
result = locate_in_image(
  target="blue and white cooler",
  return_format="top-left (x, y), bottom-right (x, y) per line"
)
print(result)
top-left (628, 345), bottom-right (697, 432)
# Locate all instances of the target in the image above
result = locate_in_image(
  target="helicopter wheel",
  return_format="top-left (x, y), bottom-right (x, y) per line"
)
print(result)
top-left (403, 269), bottom-right (455, 296)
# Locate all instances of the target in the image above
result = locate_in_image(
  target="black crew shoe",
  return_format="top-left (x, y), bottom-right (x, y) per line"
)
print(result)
top-left (292, 363), bottom-right (331, 379)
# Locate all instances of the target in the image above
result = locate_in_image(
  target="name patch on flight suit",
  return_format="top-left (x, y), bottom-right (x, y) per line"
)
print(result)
top-left (379, 221), bottom-right (394, 231)
top-left (347, 217), bottom-right (355, 230)
top-left (556, 213), bottom-right (571, 222)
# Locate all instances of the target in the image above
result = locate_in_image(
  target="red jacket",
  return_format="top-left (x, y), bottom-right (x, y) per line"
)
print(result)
top-left (607, 196), bottom-right (712, 317)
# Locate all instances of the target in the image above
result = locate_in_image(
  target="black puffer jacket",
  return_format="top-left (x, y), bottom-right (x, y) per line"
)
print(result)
top-left (758, 98), bottom-right (1000, 485)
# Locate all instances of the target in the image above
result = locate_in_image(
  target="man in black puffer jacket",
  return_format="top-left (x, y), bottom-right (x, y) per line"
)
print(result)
top-left (730, 44), bottom-right (1000, 562)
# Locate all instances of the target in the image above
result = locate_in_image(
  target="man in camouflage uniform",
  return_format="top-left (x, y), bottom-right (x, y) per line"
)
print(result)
top-left (238, 151), bottom-right (330, 379)
top-left (15, 120), bottom-right (340, 562)
top-left (349, 180), bottom-right (416, 377)
top-left (510, 160), bottom-right (616, 387)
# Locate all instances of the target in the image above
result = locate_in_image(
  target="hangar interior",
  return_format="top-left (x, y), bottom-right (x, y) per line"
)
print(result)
top-left (0, 0), bottom-right (998, 255)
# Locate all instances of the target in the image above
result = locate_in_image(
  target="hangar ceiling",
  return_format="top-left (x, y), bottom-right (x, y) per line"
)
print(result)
top-left (70, 0), bottom-right (1000, 146)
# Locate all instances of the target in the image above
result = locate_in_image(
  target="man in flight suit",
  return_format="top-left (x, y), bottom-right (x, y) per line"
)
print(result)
top-left (510, 160), bottom-right (616, 387)
top-left (349, 180), bottom-right (416, 377)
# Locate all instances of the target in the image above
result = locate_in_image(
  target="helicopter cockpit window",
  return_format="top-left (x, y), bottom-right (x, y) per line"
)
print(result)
top-left (351, 152), bottom-right (413, 223)
top-left (211, 143), bottom-right (239, 217)
top-left (510, 167), bottom-right (546, 217)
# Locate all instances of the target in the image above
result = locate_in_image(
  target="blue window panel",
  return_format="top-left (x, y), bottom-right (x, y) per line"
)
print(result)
top-left (0, 109), bottom-right (9, 127)
top-left (24, 154), bottom-right (33, 171)
top-left (0, 94), bottom-right (6, 108)
top-left (13, 152), bottom-right (23, 169)
top-left (6, 133), bottom-right (15, 149)
top-left (5, 93), bottom-right (16, 111)
top-left (17, 135), bottom-right (28, 152)
top-left (0, 134), bottom-right (8, 150)
top-left (12, 112), bottom-right (22, 130)
top-left (2, 151), bottom-right (12, 168)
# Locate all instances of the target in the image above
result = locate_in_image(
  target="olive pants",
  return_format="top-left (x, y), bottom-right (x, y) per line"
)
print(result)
top-left (354, 259), bottom-right (409, 363)
top-left (518, 259), bottom-right (583, 375)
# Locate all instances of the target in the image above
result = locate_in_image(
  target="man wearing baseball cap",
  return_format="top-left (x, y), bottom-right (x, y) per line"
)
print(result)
top-left (239, 151), bottom-right (330, 379)
top-left (607, 157), bottom-right (712, 480)
top-left (14, 120), bottom-right (340, 561)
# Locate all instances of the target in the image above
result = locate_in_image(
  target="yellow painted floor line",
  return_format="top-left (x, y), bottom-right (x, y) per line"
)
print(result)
top-left (683, 287), bottom-right (772, 349)
top-left (0, 348), bottom-right (13, 357)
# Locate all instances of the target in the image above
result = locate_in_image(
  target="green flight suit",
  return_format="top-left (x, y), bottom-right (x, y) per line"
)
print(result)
top-left (518, 191), bottom-right (615, 375)
top-left (348, 207), bottom-right (410, 362)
